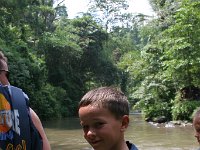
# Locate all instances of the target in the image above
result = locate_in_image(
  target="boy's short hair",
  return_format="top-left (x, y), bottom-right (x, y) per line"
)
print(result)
top-left (79, 86), bottom-right (130, 118)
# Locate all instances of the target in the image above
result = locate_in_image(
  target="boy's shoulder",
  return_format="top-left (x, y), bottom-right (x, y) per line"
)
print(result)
top-left (126, 141), bottom-right (138, 150)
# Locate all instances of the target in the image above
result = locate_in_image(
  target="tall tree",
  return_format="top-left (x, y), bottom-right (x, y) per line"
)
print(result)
top-left (88, 0), bottom-right (129, 31)
top-left (161, 0), bottom-right (200, 88)
top-left (149, 0), bottom-right (181, 30)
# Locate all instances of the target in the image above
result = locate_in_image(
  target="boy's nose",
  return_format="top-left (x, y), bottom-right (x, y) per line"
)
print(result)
top-left (195, 131), bottom-right (200, 137)
top-left (195, 134), bottom-right (198, 138)
top-left (195, 132), bottom-right (200, 141)
top-left (87, 129), bottom-right (96, 137)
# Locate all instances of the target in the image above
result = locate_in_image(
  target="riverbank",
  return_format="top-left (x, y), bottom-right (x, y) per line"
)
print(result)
top-left (148, 120), bottom-right (193, 128)
top-left (130, 112), bottom-right (193, 128)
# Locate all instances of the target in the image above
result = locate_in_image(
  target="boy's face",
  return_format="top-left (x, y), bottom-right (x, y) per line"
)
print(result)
top-left (79, 105), bottom-right (129, 150)
top-left (193, 115), bottom-right (200, 144)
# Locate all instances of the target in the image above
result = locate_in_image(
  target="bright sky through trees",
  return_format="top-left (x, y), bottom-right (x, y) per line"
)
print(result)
top-left (64, 0), bottom-right (154, 19)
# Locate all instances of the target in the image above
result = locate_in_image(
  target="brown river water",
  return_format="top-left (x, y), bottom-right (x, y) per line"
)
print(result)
top-left (43, 114), bottom-right (199, 150)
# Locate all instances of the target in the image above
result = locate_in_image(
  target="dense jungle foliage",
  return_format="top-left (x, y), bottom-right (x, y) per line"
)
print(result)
top-left (1, 0), bottom-right (200, 121)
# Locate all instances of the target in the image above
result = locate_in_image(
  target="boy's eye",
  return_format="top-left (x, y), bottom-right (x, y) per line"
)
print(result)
top-left (196, 128), bottom-right (200, 133)
top-left (94, 122), bottom-right (104, 128)
top-left (81, 125), bottom-right (89, 130)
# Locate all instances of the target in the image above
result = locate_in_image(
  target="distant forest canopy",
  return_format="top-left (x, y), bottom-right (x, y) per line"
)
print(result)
top-left (1, 0), bottom-right (200, 121)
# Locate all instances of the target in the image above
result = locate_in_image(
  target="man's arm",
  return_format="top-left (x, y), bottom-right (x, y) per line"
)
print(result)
top-left (30, 108), bottom-right (51, 150)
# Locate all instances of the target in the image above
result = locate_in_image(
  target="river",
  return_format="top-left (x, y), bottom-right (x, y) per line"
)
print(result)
top-left (43, 114), bottom-right (199, 150)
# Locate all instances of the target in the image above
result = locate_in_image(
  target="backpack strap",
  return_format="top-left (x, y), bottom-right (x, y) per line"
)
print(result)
top-left (10, 86), bottom-right (31, 150)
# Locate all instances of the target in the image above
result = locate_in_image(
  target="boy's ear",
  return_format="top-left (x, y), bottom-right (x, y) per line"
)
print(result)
top-left (120, 115), bottom-right (129, 132)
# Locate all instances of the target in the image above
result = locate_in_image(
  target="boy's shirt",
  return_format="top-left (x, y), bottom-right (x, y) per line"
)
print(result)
top-left (126, 141), bottom-right (139, 150)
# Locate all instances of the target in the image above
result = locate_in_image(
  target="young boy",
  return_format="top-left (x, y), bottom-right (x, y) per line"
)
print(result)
top-left (78, 86), bottom-right (138, 150)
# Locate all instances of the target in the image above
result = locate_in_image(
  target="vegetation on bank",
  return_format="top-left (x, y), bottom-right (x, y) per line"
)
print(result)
top-left (1, 0), bottom-right (200, 121)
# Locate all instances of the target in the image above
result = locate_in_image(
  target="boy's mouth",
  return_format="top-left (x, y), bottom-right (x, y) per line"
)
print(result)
top-left (89, 139), bottom-right (102, 146)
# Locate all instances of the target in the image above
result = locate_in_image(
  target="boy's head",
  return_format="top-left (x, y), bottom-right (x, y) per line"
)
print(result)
top-left (78, 86), bottom-right (130, 119)
top-left (193, 107), bottom-right (200, 144)
top-left (78, 87), bottom-right (130, 150)
top-left (0, 51), bottom-right (8, 72)
top-left (0, 51), bottom-right (9, 85)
